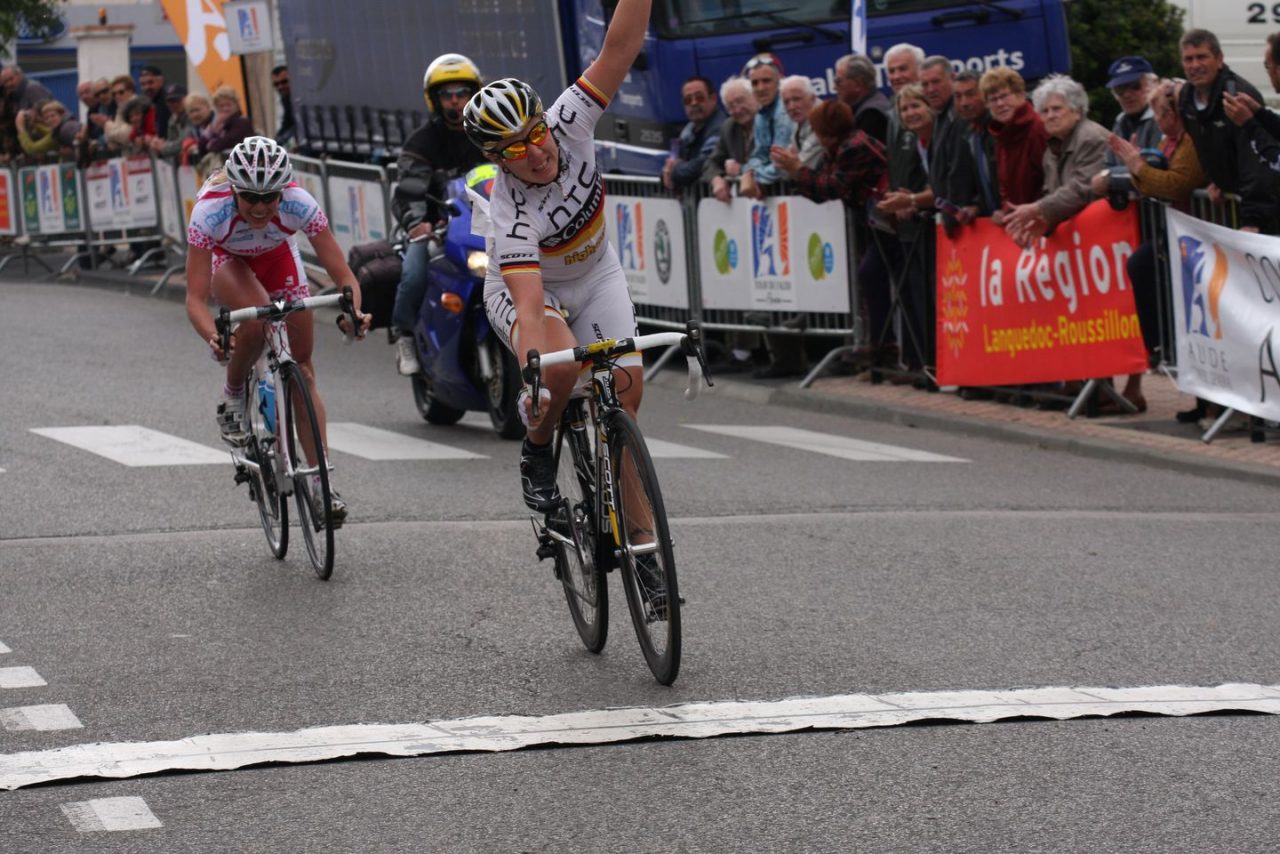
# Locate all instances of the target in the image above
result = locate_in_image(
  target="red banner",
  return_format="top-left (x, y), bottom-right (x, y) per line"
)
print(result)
top-left (935, 200), bottom-right (1149, 386)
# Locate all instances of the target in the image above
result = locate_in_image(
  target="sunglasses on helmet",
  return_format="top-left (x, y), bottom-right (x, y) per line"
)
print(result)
top-left (743, 54), bottom-right (781, 73)
top-left (498, 118), bottom-right (550, 161)
top-left (236, 189), bottom-right (281, 205)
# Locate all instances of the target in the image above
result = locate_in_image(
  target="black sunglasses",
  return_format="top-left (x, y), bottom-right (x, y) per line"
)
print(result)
top-left (236, 190), bottom-right (281, 205)
top-left (272, 80), bottom-right (289, 89)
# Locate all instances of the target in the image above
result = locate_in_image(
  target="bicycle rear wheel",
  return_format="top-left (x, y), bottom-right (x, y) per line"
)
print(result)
top-left (607, 411), bottom-right (681, 685)
top-left (280, 362), bottom-right (335, 579)
top-left (243, 375), bottom-right (288, 558)
top-left (552, 399), bottom-right (608, 652)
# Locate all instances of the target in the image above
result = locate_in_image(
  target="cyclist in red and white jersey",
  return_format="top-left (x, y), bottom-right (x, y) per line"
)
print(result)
top-left (462, 0), bottom-right (651, 512)
top-left (184, 135), bottom-right (370, 522)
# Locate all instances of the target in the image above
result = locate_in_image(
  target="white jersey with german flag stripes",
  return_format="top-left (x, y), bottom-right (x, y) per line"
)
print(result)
top-left (186, 173), bottom-right (329, 258)
top-left (485, 76), bottom-right (611, 287)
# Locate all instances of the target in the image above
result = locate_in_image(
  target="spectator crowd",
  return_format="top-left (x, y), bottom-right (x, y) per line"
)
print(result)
top-left (0, 62), bottom-right (293, 174)
top-left (659, 28), bottom-right (1280, 427)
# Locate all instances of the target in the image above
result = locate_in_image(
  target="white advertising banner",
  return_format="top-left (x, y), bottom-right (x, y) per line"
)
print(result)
top-left (154, 159), bottom-right (181, 243)
top-left (83, 161), bottom-right (114, 230)
top-left (223, 0), bottom-right (275, 54)
top-left (1164, 207), bottom-right (1280, 421)
top-left (106, 159), bottom-right (130, 229)
top-left (125, 155), bottom-right (157, 229)
top-left (606, 195), bottom-right (689, 309)
top-left (35, 164), bottom-right (64, 234)
top-left (696, 196), bottom-right (849, 313)
top-left (327, 176), bottom-right (388, 257)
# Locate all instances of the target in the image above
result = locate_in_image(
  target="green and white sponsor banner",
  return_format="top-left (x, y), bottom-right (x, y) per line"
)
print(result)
top-left (1164, 207), bottom-right (1280, 421)
top-left (605, 195), bottom-right (689, 309)
top-left (327, 176), bottom-right (388, 257)
top-left (696, 197), bottom-right (754, 310)
top-left (696, 196), bottom-right (848, 312)
top-left (19, 163), bottom-right (82, 235)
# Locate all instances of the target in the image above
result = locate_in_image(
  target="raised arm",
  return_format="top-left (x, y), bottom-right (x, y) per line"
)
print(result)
top-left (581, 0), bottom-right (653, 101)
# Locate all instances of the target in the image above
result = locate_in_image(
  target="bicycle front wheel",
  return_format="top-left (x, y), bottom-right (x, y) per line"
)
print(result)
top-left (607, 411), bottom-right (681, 685)
top-left (552, 399), bottom-right (608, 652)
top-left (243, 376), bottom-right (288, 559)
top-left (280, 362), bottom-right (335, 579)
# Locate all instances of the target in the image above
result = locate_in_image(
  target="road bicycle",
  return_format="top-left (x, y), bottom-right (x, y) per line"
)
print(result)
top-left (214, 288), bottom-right (360, 580)
top-left (526, 320), bottom-right (711, 685)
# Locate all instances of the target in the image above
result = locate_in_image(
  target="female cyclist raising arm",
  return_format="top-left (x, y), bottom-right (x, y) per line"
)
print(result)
top-left (462, 0), bottom-right (652, 511)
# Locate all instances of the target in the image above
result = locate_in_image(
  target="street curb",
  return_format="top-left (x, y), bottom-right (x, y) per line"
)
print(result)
top-left (649, 369), bottom-right (1280, 489)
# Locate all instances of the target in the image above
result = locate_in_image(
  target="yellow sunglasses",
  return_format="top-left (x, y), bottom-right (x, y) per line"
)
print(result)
top-left (498, 119), bottom-right (549, 161)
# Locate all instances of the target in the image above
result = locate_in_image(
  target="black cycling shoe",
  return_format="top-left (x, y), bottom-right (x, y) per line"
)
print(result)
top-left (520, 438), bottom-right (562, 512)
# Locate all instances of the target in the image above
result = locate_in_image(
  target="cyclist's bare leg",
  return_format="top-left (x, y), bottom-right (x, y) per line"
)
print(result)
top-left (211, 259), bottom-right (268, 389)
top-left (613, 365), bottom-right (655, 545)
top-left (520, 314), bottom-right (579, 446)
top-left (284, 309), bottom-right (325, 467)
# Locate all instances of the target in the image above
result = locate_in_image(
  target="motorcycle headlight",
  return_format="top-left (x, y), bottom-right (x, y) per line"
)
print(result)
top-left (466, 250), bottom-right (489, 278)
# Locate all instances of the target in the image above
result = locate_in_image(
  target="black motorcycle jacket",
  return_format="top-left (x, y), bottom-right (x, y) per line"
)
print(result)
top-left (392, 117), bottom-right (488, 232)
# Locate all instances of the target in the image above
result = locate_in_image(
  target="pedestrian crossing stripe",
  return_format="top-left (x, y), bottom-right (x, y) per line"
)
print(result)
top-left (28, 423), bottom-right (959, 466)
top-left (30, 426), bottom-right (228, 467)
top-left (684, 425), bottom-right (968, 462)
top-left (325, 422), bottom-right (485, 460)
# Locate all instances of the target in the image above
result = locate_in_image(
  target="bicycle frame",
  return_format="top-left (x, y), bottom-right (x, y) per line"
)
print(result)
top-left (219, 291), bottom-right (358, 503)
top-left (532, 321), bottom-right (710, 563)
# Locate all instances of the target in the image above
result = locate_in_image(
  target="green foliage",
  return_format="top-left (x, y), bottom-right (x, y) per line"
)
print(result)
top-left (1066, 0), bottom-right (1186, 127)
top-left (1, 0), bottom-right (66, 60)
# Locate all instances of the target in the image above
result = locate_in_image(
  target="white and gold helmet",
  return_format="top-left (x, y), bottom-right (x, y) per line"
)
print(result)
top-left (462, 78), bottom-right (543, 152)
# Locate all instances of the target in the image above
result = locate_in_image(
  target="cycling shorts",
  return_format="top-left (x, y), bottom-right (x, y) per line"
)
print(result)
top-left (483, 247), bottom-right (639, 369)
top-left (212, 240), bottom-right (310, 302)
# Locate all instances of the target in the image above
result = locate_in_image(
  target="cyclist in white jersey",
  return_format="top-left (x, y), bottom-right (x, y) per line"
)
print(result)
top-left (185, 136), bottom-right (370, 523)
top-left (463, 0), bottom-right (651, 512)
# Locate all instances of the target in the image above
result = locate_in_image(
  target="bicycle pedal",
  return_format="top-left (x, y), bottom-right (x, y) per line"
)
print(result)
top-left (536, 540), bottom-right (557, 561)
top-left (233, 467), bottom-right (252, 486)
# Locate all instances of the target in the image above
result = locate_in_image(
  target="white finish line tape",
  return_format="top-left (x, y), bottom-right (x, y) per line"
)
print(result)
top-left (3, 683), bottom-right (1279, 790)
top-left (61, 797), bottom-right (162, 832)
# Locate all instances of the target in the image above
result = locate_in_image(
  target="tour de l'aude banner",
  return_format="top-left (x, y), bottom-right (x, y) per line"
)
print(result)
top-left (1164, 209), bottom-right (1280, 422)
top-left (934, 200), bottom-right (1148, 386)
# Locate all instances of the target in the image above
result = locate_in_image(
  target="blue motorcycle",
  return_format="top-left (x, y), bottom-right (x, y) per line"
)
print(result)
top-left (409, 164), bottom-right (524, 440)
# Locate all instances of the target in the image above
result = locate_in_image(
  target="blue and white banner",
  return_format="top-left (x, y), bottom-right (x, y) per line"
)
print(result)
top-left (851, 0), bottom-right (867, 56)
top-left (1164, 208), bottom-right (1280, 421)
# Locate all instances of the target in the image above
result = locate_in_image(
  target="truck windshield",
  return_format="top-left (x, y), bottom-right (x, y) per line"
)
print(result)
top-left (656, 0), bottom-right (1021, 36)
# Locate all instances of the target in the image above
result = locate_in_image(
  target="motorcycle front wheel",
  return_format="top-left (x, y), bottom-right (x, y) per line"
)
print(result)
top-left (411, 373), bottom-right (465, 425)
top-left (484, 336), bottom-right (525, 440)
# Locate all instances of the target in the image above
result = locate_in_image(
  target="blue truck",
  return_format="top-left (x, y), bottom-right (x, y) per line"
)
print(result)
top-left (279, 0), bottom-right (1071, 174)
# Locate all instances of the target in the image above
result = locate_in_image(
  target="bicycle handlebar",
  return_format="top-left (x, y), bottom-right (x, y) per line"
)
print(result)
top-left (214, 288), bottom-right (361, 358)
top-left (521, 320), bottom-right (713, 418)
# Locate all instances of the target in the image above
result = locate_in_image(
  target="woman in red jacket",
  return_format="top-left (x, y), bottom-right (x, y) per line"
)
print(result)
top-left (981, 67), bottom-right (1048, 219)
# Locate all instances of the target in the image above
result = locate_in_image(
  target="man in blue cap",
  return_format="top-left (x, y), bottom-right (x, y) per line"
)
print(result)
top-left (1104, 56), bottom-right (1162, 161)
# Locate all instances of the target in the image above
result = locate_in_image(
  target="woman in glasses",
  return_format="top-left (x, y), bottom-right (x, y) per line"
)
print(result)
top-left (461, 0), bottom-right (651, 513)
top-left (184, 136), bottom-right (371, 523)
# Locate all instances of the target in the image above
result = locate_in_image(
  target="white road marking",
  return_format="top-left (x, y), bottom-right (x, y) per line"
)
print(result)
top-left (0, 704), bottom-right (82, 732)
top-left (0, 667), bottom-right (46, 689)
top-left (30, 426), bottom-right (226, 466)
top-left (685, 424), bottom-right (968, 462)
top-left (0, 642), bottom-right (9, 654)
top-left (3, 683), bottom-right (1276, 790)
top-left (645, 438), bottom-right (728, 459)
top-left (61, 797), bottom-right (162, 832)
top-left (325, 422), bottom-right (484, 460)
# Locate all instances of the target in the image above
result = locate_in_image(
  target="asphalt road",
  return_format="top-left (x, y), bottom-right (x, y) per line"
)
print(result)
top-left (2, 280), bottom-right (1279, 852)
